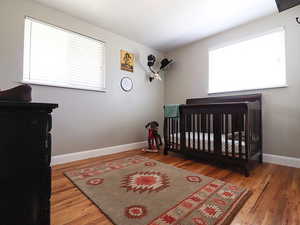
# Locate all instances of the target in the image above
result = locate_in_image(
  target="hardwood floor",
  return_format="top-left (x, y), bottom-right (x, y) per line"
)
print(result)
top-left (51, 150), bottom-right (300, 225)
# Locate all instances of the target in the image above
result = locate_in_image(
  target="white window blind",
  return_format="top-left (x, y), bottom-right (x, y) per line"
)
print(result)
top-left (23, 17), bottom-right (105, 91)
top-left (209, 28), bottom-right (286, 94)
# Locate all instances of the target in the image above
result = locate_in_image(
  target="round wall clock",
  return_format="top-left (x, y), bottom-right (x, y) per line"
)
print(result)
top-left (120, 77), bottom-right (133, 92)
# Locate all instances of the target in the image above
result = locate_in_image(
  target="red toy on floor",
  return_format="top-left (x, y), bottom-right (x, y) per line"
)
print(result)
top-left (142, 121), bottom-right (162, 153)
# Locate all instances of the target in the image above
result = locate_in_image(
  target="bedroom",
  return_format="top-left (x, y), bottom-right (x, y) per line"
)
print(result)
top-left (0, 0), bottom-right (299, 224)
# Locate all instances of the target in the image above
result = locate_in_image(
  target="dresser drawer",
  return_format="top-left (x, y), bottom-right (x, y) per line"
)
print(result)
top-left (0, 167), bottom-right (51, 225)
top-left (0, 112), bottom-right (52, 172)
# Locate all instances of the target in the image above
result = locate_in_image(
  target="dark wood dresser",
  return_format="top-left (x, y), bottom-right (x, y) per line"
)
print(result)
top-left (0, 101), bottom-right (58, 225)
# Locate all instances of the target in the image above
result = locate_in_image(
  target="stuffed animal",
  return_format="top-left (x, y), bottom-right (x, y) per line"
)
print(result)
top-left (142, 121), bottom-right (162, 153)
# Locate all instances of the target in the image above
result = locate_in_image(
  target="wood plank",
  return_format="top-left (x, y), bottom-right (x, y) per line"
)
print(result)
top-left (51, 149), bottom-right (300, 225)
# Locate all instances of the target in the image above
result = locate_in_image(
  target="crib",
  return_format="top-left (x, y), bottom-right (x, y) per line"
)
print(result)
top-left (163, 94), bottom-right (262, 176)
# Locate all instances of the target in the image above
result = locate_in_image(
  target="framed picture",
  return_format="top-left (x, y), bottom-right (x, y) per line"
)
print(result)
top-left (120, 50), bottom-right (135, 72)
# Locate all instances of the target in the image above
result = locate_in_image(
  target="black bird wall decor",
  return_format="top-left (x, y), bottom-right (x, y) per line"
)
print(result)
top-left (147, 55), bottom-right (173, 82)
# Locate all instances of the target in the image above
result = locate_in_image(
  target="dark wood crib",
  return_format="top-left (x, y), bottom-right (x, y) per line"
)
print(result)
top-left (163, 94), bottom-right (262, 176)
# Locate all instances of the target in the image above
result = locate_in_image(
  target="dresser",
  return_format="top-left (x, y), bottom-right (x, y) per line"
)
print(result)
top-left (0, 101), bottom-right (58, 225)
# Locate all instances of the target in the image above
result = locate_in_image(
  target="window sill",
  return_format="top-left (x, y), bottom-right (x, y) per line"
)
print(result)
top-left (20, 80), bottom-right (107, 93)
top-left (208, 84), bottom-right (288, 95)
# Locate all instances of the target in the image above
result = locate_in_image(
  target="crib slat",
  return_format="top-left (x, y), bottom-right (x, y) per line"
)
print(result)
top-left (173, 118), bottom-right (176, 148)
top-left (163, 117), bottom-right (168, 154)
top-left (231, 114), bottom-right (236, 158)
top-left (175, 118), bottom-right (178, 151)
top-left (197, 114), bottom-right (200, 152)
top-left (172, 118), bottom-right (175, 148)
top-left (166, 117), bottom-right (168, 148)
top-left (168, 118), bottom-right (171, 149)
top-left (165, 118), bottom-right (168, 150)
top-left (213, 113), bottom-right (222, 154)
top-left (225, 114), bottom-right (229, 157)
top-left (192, 114), bottom-right (195, 151)
top-left (188, 115), bottom-right (191, 149)
top-left (170, 118), bottom-right (172, 148)
top-left (170, 118), bottom-right (173, 150)
top-left (202, 113), bottom-right (206, 151)
top-left (180, 112), bottom-right (186, 151)
top-left (238, 123), bottom-right (242, 159)
top-left (245, 112), bottom-right (249, 160)
top-left (208, 114), bottom-right (211, 153)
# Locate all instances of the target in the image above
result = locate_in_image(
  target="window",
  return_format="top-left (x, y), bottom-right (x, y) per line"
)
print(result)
top-left (209, 28), bottom-right (286, 94)
top-left (23, 17), bottom-right (105, 91)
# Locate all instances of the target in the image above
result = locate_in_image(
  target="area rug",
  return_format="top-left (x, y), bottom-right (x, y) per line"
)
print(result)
top-left (65, 156), bottom-right (251, 225)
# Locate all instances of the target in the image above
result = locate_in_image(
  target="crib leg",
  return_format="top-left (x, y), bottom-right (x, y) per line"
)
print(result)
top-left (259, 153), bottom-right (263, 163)
top-left (244, 165), bottom-right (250, 177)
top-left (163, 147), bottom-right (168, 155)
top-left (154, 136), bottom-right (160, 150)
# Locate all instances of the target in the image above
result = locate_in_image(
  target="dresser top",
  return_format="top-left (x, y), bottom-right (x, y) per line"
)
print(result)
top-left (0, 101), bottom-right (58, 110)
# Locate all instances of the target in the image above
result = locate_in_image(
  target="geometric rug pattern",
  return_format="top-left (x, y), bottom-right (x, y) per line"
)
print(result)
top-left (65, 156), bottom-right (251, 225)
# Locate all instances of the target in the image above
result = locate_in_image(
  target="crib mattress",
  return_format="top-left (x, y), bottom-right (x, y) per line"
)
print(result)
top-left (169, 132), bottom-right (245, 154)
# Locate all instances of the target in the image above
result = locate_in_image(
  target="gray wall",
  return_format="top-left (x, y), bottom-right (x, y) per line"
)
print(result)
top-left (166, 6), bottom-right (300, 158)
top-left (0, 0), bottom-right (164, 156)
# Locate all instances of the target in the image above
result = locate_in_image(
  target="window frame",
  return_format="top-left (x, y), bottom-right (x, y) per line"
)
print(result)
top-left (208, 27), bottom-right (287, 95)
top-left (22, 16), bottom-right (107, 92)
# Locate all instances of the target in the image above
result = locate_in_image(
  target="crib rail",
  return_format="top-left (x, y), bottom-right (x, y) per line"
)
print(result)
top-left (164, 102), bottom-right (260, 161)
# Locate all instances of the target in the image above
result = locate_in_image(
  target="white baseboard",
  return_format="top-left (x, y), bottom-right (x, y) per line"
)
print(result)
top-left (51, 143), bottom-right (300, 169)
top-left (51, 141), bottom-right (147, 166)
top-left (263, 153), bottom-right (300, 168)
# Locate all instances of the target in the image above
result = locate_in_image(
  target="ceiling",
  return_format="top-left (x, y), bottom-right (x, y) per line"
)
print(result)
top-left (32, 0), bottom-right (278, 52)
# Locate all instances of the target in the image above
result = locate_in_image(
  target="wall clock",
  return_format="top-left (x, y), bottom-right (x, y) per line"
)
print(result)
top-left (120, 77), bottom-right (133, 92)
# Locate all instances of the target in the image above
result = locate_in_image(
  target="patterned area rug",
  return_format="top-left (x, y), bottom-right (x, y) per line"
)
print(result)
top-left (65, 156), bottom-right (251, 225)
